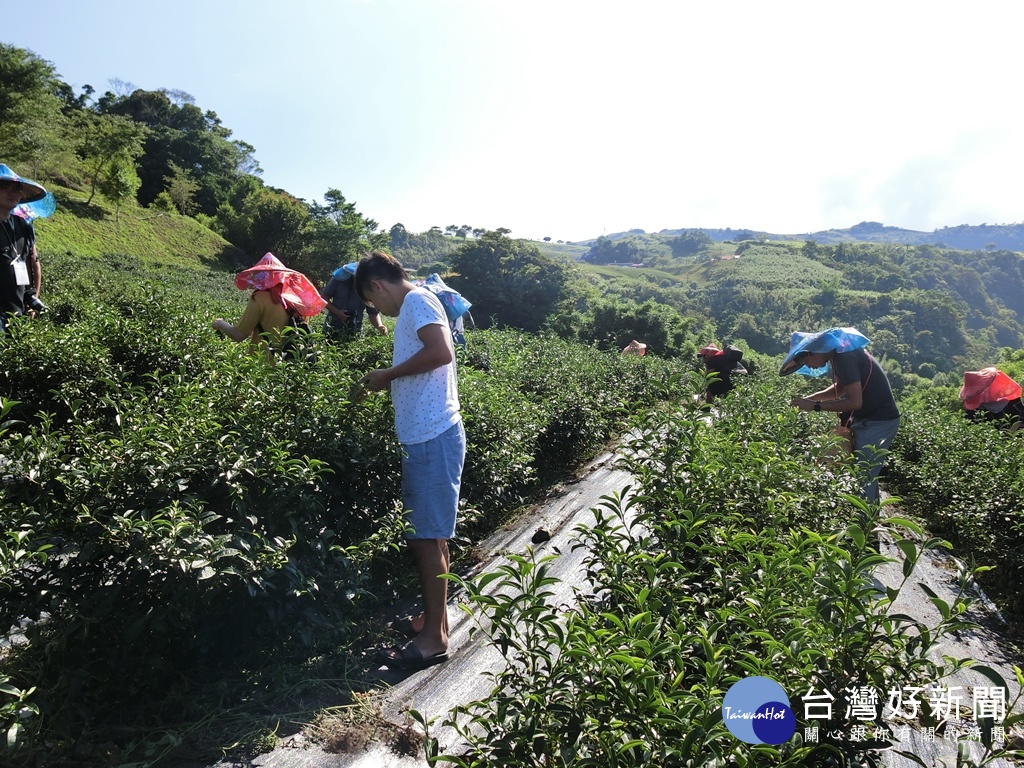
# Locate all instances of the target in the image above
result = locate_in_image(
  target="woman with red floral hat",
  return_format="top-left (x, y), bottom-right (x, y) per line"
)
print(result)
top-left (959, 368), bottom-right (1023, 429)
top-left (212, 253), bottom-right (326, 360)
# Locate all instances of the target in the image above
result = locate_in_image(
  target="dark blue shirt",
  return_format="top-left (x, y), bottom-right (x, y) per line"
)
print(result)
top-left (833, 349), bottom-right (900, 421)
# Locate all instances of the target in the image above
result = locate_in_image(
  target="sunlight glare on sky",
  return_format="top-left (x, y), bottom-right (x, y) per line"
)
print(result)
top-left (10, 0), bottom-right (1024, 242)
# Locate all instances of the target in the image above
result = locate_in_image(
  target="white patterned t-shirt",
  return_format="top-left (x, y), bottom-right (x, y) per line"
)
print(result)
top-left (391, 287), bottom-right (461, 445)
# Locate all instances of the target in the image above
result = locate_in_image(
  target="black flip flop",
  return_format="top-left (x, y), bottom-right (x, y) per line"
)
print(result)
top-left (390, 615), bottom-right (419, 639)
top-left (378, 641), bottom-right (449, 670)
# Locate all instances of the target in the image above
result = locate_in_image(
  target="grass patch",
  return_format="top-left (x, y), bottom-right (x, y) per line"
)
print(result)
top-left (35, 184), bottom-right (246, 268)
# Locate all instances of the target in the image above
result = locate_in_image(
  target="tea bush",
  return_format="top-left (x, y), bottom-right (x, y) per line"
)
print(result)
top-left (0, 253), bottom-right (689, 757)
top-left (887, 392), bottom-right (1024, 612)
top-left (438, 373), bottom-right (1010, 767)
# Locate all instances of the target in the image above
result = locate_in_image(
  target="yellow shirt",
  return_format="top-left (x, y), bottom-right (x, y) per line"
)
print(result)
top-left (236, 290), bottom-right (290, 357)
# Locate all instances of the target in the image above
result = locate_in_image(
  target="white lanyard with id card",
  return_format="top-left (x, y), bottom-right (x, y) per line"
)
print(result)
top-left (2, 218), bottom-right (31, 286)
top-left (12, 255), bottom-right (30, 286)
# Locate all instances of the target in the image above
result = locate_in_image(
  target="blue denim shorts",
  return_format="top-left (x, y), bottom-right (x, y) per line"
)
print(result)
top-left (401, 421), bottom-right (466, 539)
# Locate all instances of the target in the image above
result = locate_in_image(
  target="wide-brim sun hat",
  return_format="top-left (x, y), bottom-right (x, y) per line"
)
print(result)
top-left (332, 262), bottom-right (358, 280)
top-left (0, 164), bottom-right (48, 204)
top-left (414, 273), bottom-right (473, 322)
top-left (959, 368), bottom-right (1022, 410)
top-left (234, 253), bottom-right (327, 317)
top-left (779, 327), bottom-right (871, 376)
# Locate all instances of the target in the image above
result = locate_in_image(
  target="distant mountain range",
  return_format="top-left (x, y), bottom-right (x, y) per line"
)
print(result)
top-left (585, 221), bottom-right (1024, 252)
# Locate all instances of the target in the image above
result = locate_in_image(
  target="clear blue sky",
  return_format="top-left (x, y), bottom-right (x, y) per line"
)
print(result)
top-left (11, 0), bottom-right (1024, 242)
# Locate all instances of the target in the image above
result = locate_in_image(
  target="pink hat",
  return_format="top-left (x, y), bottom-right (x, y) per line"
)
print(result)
top-left (234, 253), bottom-right (327, 317)
top-left (959, 368), bottom-right (1022, 410)
top-left (622, 340), bottom-right (647, 356)
top-left (699, 344), bottom-right (723, 358)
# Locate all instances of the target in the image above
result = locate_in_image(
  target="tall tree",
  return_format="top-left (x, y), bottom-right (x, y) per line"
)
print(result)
top-left (0, 44), bottom-right (67, 174)
top-left (668, 229), bottom-right (713, 257)
top-left (297, 189), bottom-right (387, 281)
top-left (389, 223), bottom-right (410, 249)
top-left (98, 88), bottom-right (259, 215)
top-left (96, 153), bottom-right (142, 225)
top-left (78, 113), bottom-right (149, 204)
top-left (578, 295), bottom-right (700, 357)
top-left (584, 235), bottom-right (645, 265)
top-left (162, 160), bottom-right (200, 215)
top-left (215, 186), bottom-right (309, 264)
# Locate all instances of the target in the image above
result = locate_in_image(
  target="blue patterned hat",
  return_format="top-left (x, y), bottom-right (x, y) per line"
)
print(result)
top-left (0, 164), bottom-right (47, 204)
top-left (779, 327), bottom-right (870, 377)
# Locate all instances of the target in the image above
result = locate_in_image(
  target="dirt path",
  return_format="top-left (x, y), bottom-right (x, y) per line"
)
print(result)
top-left (874, 532), bottom-right (1022, 766)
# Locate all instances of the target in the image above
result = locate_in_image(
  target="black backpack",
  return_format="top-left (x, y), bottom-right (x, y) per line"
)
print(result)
top-left (724, 345), bottom-right (744, 364)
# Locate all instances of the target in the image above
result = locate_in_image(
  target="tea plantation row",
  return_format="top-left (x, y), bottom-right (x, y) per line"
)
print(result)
top-left (2, 252), bottom-right (1023, 766)
top-left (0, 252), bottom-right (687, 760)
top-left (429, 373), bottom-right (1024, 766)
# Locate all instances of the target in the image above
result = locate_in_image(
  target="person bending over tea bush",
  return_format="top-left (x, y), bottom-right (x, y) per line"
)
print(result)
top-left (320, 261), bottom-right (388, 341)
top-left (781, 327), bottom-right (900, 503)
top-left (212, 252), bottom-right (326, 361)
top-left (354, 251), bottom-right (465, 671)
top-left (959, 367), bottom-right (1024, 431)
top-left (698, 343), bottom-right (746, 403)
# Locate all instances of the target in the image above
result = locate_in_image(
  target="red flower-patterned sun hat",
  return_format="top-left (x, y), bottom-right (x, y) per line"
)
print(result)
top-left (234, 253), bottom-right (327, 317)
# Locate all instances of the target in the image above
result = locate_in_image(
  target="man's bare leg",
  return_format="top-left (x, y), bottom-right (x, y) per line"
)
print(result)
top-left (406, 538), bottom-right (450, 657)
top-left (403, 540), bottom-right (450, 636)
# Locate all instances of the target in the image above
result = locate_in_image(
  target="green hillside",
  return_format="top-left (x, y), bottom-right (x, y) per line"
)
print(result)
top-left (682, 241), bottom-right (842, 289)
top-left (532, 239), bottom-right (589, 262)
top-left (36, 184), bottom-right (246, 268)
top-left (566, 233), bottom-right (1024, 386)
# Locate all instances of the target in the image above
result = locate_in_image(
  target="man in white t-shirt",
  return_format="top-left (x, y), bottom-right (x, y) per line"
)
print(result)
top-left (355, 251), bottom-right (465, 670)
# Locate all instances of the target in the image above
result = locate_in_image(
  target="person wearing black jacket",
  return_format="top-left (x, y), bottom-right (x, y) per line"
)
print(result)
top-left (699, 344), bottom-right (745, 402)
top-left (0, 164), bottom-right (47, 331)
